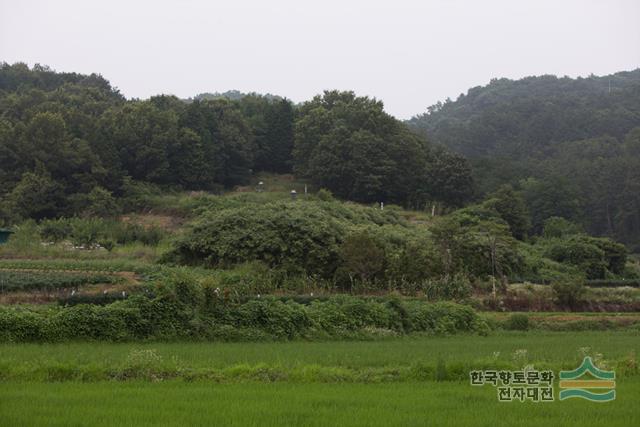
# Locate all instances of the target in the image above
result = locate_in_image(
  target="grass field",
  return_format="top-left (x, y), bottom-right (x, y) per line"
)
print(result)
top-left (2, 331), bottom-right (637, 425)
top-left (1, 380), bottom-right (638, 426)
top-left (1, 331), bottom-right (638, 371)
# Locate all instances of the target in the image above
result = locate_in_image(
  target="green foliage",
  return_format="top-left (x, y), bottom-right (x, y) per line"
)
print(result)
top-left (543, 235), bottom-right (626, 280)
top-left (430, 209), bottom-right (524, 280)
top-left (38, 217), bottom-right (166, 247)
top-left (520, 177), bottom-right (582, 235)
top-left (293, 90), bottom-right (472, 208)
top-left (504, 313), bottom-right (529, 331)
top-left (408, 71), bottom-right (640, 158)
top-left (386, 238), bottom-right (442, 286)
top-left (407, 302), bottom-right (482, 335)
top-left (0, 293), bottom-right (485, 343)
top-left (585, 279), bottom-right (640, 288)
top-left (0, 221), bottom-right (40, 252)
top-left (484, 185), bottom-right (530, 240)
top-left (236, 95), bottom-right (295, 173)
top-left (7, 171), bottom-right (63, 220)
top-left (316, 188), bottom-right (334, 202)
top-left (338, 232), bottom-right (387, 285)
top-left (420, 274), bottom-right (472, 301)
top-left (409, 71), bottom-right (640, 245)
top-left (542, 216), bottom-right (583, 238)
top-left (165, 202), bottom-right (346, 277)
top-left (0, 270), bottom-right (118, 292)
top-left (591, 237), bottom-right (628, 275)
top-left (552, 279), bottom-right (586, 308)
top-left (83, 186), bottom-right (120, 218)
top-left (434, 359), bottom-right (447, 381)
top-left (423, 146), bottom-right (475, 208)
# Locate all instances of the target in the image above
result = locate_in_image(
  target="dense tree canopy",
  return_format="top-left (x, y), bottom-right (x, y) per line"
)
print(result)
top-left (293, 91), bottom-right (473, 207)
top-left (408, 70), bottom-right (640, 246)
top-left (0, 63), bottom-right (283, 222)
top-left (2, 63), bottom-right (639, 249)
top-left (1, 67), bottom-right (474, 223)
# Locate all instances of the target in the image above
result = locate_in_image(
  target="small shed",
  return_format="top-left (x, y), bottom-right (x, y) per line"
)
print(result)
top-left (0, 228), bottom-right (13, 244)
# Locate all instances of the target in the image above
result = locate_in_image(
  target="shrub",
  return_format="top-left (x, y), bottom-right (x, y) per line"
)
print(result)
top-left (40, 218), bottom-right (73, 242)
top-left (387, 239), bottom-right (442, 286)
top-left (164, 202), bottom-right (346, 277)
top-left (431, 213), bottom-right (524, 279)
top-left (83, 186), bottom-right (121, 218)
top-left (542, 217), bottom-right (582, 238)
top-left (407, 301), bottom-right (481, 335)
top-left (505, 313), bottom-right (529, 330)
top-left (590, 237), bottom-right (627, 276)
top-left (585, 279), bottom-right (640, 288)
top-left (0, 289), bottom-right (485, 342)
top-left (37, 217), bottom-right (167, 247)
top-left (544, 236), bottom-right (607, 279)
top-left (0, 308), bottom-right (46, 342)
top-left (338, 232), bottom-right (387, 285)
top-left (70, 218), bottom-right (106, 246)
top-left (552, 278), bottom-right (586, 308)
top-left (420, 274), bottom-right (472, 301)
top-left (233, 298), bottom-right (311, 339)
top-left (316, 188), bottom-right (334, 202)
top-left (1, 220), bottom-right (40, 252)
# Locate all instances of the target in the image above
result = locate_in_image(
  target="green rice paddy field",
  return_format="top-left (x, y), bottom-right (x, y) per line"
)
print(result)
top-left (1, 331), bottom-right (639, 426)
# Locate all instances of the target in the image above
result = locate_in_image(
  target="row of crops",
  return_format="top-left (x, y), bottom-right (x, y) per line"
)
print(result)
top-left (0, 270), bottom-right (120, 292)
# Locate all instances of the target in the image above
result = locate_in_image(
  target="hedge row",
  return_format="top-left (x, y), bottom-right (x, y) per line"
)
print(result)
top-left (0, 295), bottom-right (486, 342)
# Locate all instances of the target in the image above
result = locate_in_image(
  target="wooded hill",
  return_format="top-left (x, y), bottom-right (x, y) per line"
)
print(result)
top-left (1, 63), bottom-right (639, 248)
top-left (408, 70), bottom-right (640, 247)
top-left (0, 62), bottom-right (471, 224)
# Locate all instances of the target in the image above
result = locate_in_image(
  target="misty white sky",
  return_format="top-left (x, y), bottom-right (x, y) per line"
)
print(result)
top-left (1, 0), bottom-right (639, 119)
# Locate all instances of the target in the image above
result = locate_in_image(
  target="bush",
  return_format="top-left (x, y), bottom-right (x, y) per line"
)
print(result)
top-left (407, 301), bottom-right (482, 335)
top-left (338, 232), bottom-right (387, 286)
top-left (82, 186), bottom-right (121, 218)
top-left (542, 217), bottom-right (582, 238)
top-left (505, 313), bottom-right (529, 330)
top-left (420, 274), bottom-right (472, 301)
top-left (590, 237), bottom-right (627, 276)
top-left (0, 293), bottom-right (486, 342)
top-left (552, 279), bottom-right (586, 308)
top-left (39, 218), bottom-right (73, 242)
top-left (544, 236), bottom-right (607, 279)
top-left (431, 213), bottom-right (524, 279)
top-left (316, 188), bottom-right (334, 202)
top-left (164, 202), bottom-right (346, 277)
top-left (37, 217), bottom-right (167, 247)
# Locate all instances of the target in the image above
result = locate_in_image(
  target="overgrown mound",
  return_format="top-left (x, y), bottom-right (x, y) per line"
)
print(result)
top-left (164, 202), bottom-right (347, 276)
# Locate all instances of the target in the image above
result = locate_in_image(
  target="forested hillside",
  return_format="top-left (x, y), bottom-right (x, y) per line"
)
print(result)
top-left (0, 63), bottom-right (471, 224)
top-left (408, 70), bottom-right (640, 247)
top-left (2, 63), bottom-right (639, 248)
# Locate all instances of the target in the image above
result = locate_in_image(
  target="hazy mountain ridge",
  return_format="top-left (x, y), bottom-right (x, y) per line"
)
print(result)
top-left (407, 69), bottom-right (640, 158)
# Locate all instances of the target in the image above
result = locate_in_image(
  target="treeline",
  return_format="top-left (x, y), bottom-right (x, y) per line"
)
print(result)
top-left (408, 70), bottom-right (640, 247)
top-left (0, 63), bottom-right (472, 224)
